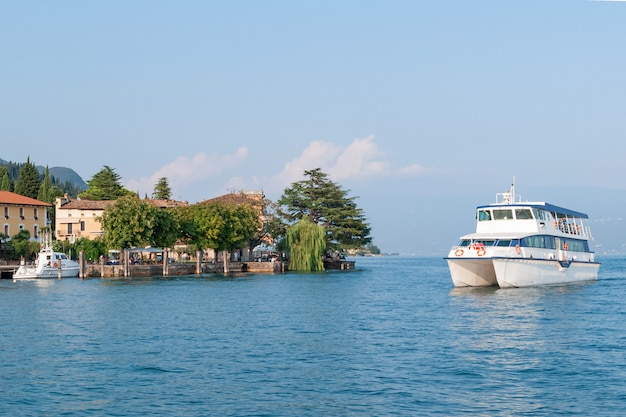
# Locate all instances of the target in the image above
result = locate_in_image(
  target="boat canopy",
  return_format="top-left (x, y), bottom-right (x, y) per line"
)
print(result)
top-left (477, 202), bottom-right (589, 219)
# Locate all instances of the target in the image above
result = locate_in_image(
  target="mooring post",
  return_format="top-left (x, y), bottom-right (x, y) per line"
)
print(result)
top-left (79, 250), bottom-right (85, 279)
top-left (196, 250), bottom-right (202, 274)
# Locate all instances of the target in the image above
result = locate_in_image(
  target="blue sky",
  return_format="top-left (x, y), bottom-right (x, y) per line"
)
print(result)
top-left (2, 1), bottom-right (625, 255)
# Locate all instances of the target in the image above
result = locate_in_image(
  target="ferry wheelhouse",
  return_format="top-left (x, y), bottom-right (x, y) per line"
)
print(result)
top-left (445, 184), bottom-right (600, 288)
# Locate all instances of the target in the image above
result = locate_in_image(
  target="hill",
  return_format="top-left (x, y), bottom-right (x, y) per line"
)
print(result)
top-left (39, 166), bottom-right (87, 190)
top-left (0, 157), bottom-right (87, 191)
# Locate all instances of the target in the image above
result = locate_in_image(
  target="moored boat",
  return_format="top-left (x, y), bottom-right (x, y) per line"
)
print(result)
top-left (444, 183), bottom-right (600, 288)
top-left (13, 242), bottom-right (79, 279)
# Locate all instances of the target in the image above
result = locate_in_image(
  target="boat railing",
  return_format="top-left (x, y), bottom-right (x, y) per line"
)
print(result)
top-left (557, 221), bottom-right (593, 239)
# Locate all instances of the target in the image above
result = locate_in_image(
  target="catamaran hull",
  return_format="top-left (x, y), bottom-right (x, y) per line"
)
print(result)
top-left (446, 258), bottom-right (498, 287)
top-left (491, 258), bottom-right (600, 288)
top-left (446, 257), bottom-right (599, 288)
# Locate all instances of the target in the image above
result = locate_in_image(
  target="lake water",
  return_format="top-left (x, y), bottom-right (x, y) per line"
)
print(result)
top-left (2, 256), bottom-right (626, 416)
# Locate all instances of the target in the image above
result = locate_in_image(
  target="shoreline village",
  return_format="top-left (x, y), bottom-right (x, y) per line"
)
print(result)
top-left (1, 165), bottom-right (371, 278)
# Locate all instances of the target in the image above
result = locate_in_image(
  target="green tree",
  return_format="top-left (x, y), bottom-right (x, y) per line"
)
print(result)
top-left (74, 237), bottom-right (107, 262)
top-left (188, 202), bottom-right (259, 251)
top-left (14, 157), bottom-right (40, 199)
top-left (286, 216), bottom-right (326, 271)
top-left (277, 168), bottom-right (372, 251)
top-left (0, 167), bottom-right (11, 191)
top-left (173, 201), bottom-right (259, 271)
top-left (101, 194), bottom-right (178, 249)
top-left (11, 229), bottom-right (34, 260)
top-left (37, 166), bottom-right (53, 203)
top-left (152, 177), bottom-right (172, 200)
top-left (80, 165), bottom-right (133, 200)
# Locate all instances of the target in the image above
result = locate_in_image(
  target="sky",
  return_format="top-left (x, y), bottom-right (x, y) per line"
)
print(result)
top-left (2, 1), bottom-right (626, 256)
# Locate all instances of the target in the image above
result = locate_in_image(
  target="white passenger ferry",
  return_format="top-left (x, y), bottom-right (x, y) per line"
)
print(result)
top-left (445, 183), bottom-right (600, 288)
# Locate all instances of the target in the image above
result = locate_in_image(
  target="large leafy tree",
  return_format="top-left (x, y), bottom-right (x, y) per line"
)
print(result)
top-left (11, 229), bottom-right (39, 260)
top-left (80, 165), bottom-right (133, 200)
top-left (101, 194), bottom-right (178, 249)
top-left (173, 201), bottom-right (260, 268)
top-left (14, 157), bottom-right (40, 199)
top-left (152, 177), bottom-right (172, 200)
top-left (277, 168), bottom-right (372, 251)
top-left (74, 237), bottom-right (107, 262)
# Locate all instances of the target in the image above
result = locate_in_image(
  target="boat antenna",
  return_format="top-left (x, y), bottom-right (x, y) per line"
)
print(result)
top-left (511, 176), bottom-right (516, 199)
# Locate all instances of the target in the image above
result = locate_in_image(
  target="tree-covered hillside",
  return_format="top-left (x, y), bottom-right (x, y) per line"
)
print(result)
top-left (0, 157), bottom-right (86, 196)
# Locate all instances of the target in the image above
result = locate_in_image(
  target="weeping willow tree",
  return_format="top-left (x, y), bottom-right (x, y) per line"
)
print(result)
top-left (286, 216), bottom-right (326, 271)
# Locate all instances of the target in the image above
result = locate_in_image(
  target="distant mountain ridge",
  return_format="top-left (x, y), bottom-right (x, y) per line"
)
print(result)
top-left (0, 157), bottom-right (87, 190)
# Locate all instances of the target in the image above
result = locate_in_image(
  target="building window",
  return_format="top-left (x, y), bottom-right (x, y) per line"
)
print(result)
top-left (34, 224), bottom-right (39, 239)
top-left (3, 224), bottom-right (8, 236)
top-left (19, 224), bottom-right (24, 231)
top-left (19, 207), bottom-right (24, 219)
top-left (34, 208), bottom-right (39, 220)
top-left (67, 223), bottom-right (73, 234)
top-left (80, 221), bottom-right (85, 232)
top-left (3, 207), bottom-right (8, 219)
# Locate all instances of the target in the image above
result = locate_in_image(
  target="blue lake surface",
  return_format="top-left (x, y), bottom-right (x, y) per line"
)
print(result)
top-left (2, 256), bottom-right (626, 416)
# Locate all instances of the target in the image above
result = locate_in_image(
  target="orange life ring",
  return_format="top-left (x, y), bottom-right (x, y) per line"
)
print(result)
top-left (455, 249), bottom-right (464, 256)
top-left (477, 249), bottom-right (486, 256)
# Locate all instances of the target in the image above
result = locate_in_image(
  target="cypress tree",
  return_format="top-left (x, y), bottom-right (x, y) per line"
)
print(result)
top-left (0, 167), bottom-right (11, 191)
top-left (14, 157), bottom-right (41, 199)
top-left (37, 166), bottom-right (53, 203)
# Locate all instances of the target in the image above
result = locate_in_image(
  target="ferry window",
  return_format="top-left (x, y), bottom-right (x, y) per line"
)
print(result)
top-left (475, 240), bottom-right (495, 246)
top-left (496, 240), bottom-right (511, 247)
top-left (565, 239), bottom-right (587, 252)
top-left (521, 235), bottom-right (555, 249)
top-left (515, 209), bottom-right (533, 220)
top-left (459, 239), bottom-right (471, 247)
top-left (478, 210), bottom-right (492, 221)
top-left (493, 209), bottom-right (513, 220)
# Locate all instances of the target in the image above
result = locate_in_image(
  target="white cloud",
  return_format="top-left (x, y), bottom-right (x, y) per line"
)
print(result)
top-left (125, 147), bottom-right (248, 198)
top-left (124, 136), bottom-right (427, 202)
top-left (263, 135), bottom-right (426, 197)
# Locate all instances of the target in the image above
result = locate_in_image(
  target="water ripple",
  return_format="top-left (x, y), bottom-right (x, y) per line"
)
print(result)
top-left (1, 257), bottom-right (626, 415)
